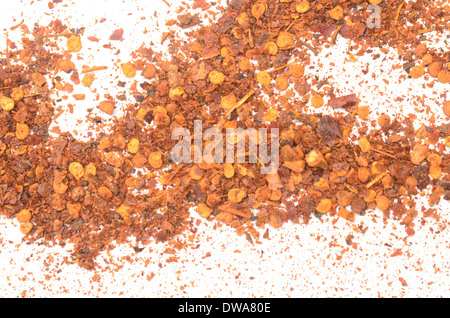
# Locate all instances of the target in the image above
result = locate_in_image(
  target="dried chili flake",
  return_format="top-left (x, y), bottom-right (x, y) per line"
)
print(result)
top-left (228, 188), bottom-right (246, 203)
top-left (109, 28), bottom-right (124, 41)
top-left (329, 94), bottom-right (359, 109)
top-left (67, 36), bottom-right (82, 52)
top-left (98, 101), bottom-right (115, 115)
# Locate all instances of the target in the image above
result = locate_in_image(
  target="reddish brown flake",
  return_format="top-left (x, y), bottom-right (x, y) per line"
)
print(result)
top-left (109, 28), bottom-right (124, 41)
top-left (329, 94), bottom-right (360, 109)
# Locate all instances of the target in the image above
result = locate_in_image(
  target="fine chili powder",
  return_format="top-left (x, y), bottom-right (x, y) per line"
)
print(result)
top-left (0, 0), bottom-right (449, 270)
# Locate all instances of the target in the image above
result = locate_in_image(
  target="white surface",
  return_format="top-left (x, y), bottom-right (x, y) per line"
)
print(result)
top-left (0, 0), bottom-right (449, 297)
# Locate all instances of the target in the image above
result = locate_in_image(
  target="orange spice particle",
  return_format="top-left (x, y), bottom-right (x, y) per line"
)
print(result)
top-left (316, 199), bottom-right (332, 214)
top-left (251, 3), bottom-right (266, 19)
top-left (276, 32), bottom-right (295, 48)
top-left (329, 6), bottom-right (344, 20)
top-left (208, 71), bottom-right (225, 84)
top-left (15, 123), bottom-right (29, 140)
top-left (10, 87), bottom-right (24, 101)
top-left (443, 101), bottom-right (450, 117)
top-left (142, 64), bottom-right (157, 79)
top-left (224, 164), bottom-right (235, 179)
top-left (20, 222), bottom-right (33, 235)
top-left (256, 71), bottom-right (271, 86)
top-left (289, 64), bottom-right (304, 78)
top-left (228, 188), bottom-right (246, 203)
top-left (121, 62), bottom-right (136, 78)
top-left (311, 94), bottom-right (324, 108)
top-left (81, 73), bottom-right (95, 87)
top-left (127, 138), bottom-right (140, 154)
top-left (148, 152), bottom-right (163, 169)
top-left (275, 76), bottom-right (289, 91)
top-left (264, 42), bottom-right (278, 55)
top-left (16, 209), bottom-right (32, 223)
top-left (67, 36), bottom-right (82, 52)
top-left (98, 101), bottom-right (115, 115)
top-left (376, 196), bottom-right (390, 211)
top-left (0, 0), bottom-right (448, 273)
top-left (69, 162), bottom-right (84, 180)
top-left (358, 138), bottom-right (371, 153)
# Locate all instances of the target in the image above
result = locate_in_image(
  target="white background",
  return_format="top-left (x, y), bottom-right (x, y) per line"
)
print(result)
top-left (0, 0), bottom-right (449, 297)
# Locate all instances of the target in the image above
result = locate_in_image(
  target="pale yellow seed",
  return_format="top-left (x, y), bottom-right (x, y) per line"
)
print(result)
top-left (264, 42), bottom-right (278, 55)
top-left (16, 209), bottom-right (32, 223)
top-left (256, 71), bottom-right (271, 86)
top-left (189, 166), bottom-right (204, 180)
top-left (127, 138), bottom-right (140, 154)
top-left (67, 36), bottom-right (82, 52)
top-left (121, 62), bottom-right (136, 78)
top-left (0, 96), bottom-right (14, 111)
top-left (251, 3), bottom-right (266, 19)
top-left (427, 153), bottom-right (441, 166)
top-left (311, 94), bottom-right (324, 108)
top-left (276, 32), bottom-right (295, 48)
top-left (11, 87), bottom-right (24, 101)
top-left (316, 199), bottom-right (332, 214)
top-left (376, 196), bottom-right (390, 211)
top-left (237, 12), bottom-right (250, 27)
top-left (69, 162), bottom-right (84, 180)
top-left (265, 109), bottom-right (279, 121)
top-left (169, 86), bottom-right (185, 99)
top-left (148, 152), bottom-right (163, 169)
top-left (16, 123), bottom-right (30, 140)
top-left (224, 164), bottom-right (235, 179)
top-left (197, 203), bottom-right (212, 218)
top-left (358, 138), bottom-right (371, 153)
top-left (209, 71), bottom-right (225, 84)
top-left (20, 222), bottom-right (33, 234)
top-left (430, 165), bottom-right (442, 180)
top-left (364, 189), bottom-right (377, 203)
top-left (329, 6), bottom-right (344, 20)
top-left (221, 93), bottom-right (237, 111)
top-left (296, 1), bottom-right (310, 14)
top-left (228, 188), bottom-right (246, 203)
top-left (85, 163), bottom-right (97, 176)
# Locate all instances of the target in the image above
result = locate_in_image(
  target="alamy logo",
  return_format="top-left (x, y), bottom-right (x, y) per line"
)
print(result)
top-left (367, 4), bottom-right (382, 29)
top-left (170, 120), bottom-right (279, 174)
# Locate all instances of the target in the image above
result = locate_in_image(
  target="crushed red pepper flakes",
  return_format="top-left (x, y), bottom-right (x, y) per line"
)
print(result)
top-left (0, 0), bottom-right (449, 271)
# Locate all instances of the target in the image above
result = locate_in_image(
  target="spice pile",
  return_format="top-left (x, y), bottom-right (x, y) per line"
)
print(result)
top-left (0, 0), bottom-right (449, 270)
